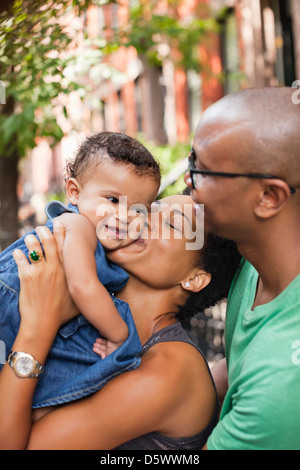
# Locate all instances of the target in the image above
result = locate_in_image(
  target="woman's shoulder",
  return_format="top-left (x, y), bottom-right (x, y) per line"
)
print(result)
top-left (142, 334), bottom-right (210, 381)
top-left (136, 329), bottom-right (217, 438)
top-left (141, 322), bottom-right (209, 372)
top-left (138, 324), bottom-right (213, 398)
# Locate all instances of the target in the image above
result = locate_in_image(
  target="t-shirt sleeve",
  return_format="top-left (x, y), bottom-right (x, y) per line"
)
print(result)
top-left (207, 366), bottom-right (299, 450)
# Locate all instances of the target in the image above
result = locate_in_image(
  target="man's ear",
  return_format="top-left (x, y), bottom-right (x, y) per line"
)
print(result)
top-left (66, 178), bottom-right (82, 206)
top-left (181, 270), bottom-right (211, 293)
top-left (254, 180), bottom-right (291, 219)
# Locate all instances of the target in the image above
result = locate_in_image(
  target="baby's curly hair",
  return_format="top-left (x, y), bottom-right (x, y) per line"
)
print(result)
top-left (65, 132), bottom-right (161, 184)
top-left (177, 188), bottom-right (241, 320)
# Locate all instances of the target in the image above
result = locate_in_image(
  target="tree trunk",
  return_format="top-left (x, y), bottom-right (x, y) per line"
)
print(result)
top-left (140, 55), bottom-right (168, 145)
top-left (0, 150), bottom-right (19, 251)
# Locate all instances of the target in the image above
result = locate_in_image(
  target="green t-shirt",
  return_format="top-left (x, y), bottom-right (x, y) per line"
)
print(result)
top-left (207, 258), bottom-right (300, 450)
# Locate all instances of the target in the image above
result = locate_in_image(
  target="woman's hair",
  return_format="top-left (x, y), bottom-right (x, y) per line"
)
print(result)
top-left (65, 132), bottom-right (161, 184)
top-left (177, 188), bottom-right (242, 320)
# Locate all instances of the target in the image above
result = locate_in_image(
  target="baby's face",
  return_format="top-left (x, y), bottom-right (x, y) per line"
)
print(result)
top-left (67, 160), bottom-right (159, 251)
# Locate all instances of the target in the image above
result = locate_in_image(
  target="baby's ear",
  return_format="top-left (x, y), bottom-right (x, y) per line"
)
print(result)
top-left (66, 178), bottom-right (81, 205)
top-left (181, 270), bottom-right (211, 293)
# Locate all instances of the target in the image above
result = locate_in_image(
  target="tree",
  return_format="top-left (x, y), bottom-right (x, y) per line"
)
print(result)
top-left (111, 0), bottom-right (218, 145)
top-left (117, 0), bottom-right (217, 70)
top-left (0, 0), bottom-right (217, 249)
top-left (0, 0), bottom-right (113, 249)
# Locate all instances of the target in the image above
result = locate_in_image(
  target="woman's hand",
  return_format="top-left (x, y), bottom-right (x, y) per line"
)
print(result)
top-left (0, 222), bottom-right (79, 450)
top-left (13, 222), bottom-right (78, 343)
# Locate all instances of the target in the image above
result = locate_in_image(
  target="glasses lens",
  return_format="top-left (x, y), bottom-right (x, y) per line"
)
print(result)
top-left (190, 170), bottom-right (203, 190)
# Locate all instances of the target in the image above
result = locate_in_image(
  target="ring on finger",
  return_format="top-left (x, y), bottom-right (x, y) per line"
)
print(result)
top-left (29, 250), bottom-right (43, 264)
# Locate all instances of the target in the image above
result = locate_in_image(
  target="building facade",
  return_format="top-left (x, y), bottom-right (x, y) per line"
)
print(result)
top-left (85, 0), bottom-right (299, 145)
top-left (21, 0), bottom-right (299, 218)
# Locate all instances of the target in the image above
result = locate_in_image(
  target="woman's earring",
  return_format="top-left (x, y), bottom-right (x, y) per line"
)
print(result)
top-left (185, 282), bottom-right (190, 288)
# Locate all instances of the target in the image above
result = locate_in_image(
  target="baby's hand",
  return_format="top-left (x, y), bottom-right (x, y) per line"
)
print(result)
top-left (93, 337), bottom-right (122, 359)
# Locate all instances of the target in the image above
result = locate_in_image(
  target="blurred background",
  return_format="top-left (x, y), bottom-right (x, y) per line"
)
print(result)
top-left (0, 0), bottom-right (299, 362)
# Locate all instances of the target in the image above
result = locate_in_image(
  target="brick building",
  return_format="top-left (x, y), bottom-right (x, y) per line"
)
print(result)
top-left (14, 0), bottom-right (299, 360)
top-left (82, 0), bottom-right (299, 145)
top-left (22, 0), bottom-right (299, 209)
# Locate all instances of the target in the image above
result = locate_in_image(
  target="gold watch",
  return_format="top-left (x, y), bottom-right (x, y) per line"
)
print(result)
top-left (7, 351), bottom-right (44, 378)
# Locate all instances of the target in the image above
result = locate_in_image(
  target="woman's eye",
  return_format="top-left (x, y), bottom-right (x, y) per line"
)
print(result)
top-left (107, 197), bottom-right (119, 204)
top-left (167, 219), bottom-right (180, 231)
top-left (167, 214), bottom-right (183, 232)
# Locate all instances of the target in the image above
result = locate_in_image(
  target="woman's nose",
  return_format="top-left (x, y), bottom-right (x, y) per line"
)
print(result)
top-left (149, 206), bottom-right (168, 238)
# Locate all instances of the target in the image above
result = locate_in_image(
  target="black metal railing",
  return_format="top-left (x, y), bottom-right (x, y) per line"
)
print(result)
top-left (183, 301), bottom-right (227, 365)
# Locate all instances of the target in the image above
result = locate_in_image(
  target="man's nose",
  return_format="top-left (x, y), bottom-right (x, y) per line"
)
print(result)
top-left (184, 171), bottom-right (192, 187)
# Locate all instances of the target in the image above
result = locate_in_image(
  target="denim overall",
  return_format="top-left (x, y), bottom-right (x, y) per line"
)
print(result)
top-left (0, 201), bottom-right (141, 408)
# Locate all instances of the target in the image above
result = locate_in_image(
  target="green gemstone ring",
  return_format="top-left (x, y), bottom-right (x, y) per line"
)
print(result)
top-left (29, 250), bottom-right (43, 264)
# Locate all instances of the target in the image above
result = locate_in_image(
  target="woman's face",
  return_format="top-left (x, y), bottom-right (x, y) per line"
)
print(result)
top-left (106, 195), bottom-right (204, 289)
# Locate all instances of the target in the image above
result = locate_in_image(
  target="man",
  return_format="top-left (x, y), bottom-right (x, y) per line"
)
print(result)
top-left (185, 87), bottom-right (300, 450)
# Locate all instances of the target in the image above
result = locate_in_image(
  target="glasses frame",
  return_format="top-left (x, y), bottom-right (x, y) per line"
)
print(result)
top-left (188, 149), bottom-right (296, 195)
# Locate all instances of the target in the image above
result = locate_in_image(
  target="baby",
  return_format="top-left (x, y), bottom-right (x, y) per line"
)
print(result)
top-left (0, 132), bottom-right (160, 409)
top-left (47, 132), bottom-right (160, 356)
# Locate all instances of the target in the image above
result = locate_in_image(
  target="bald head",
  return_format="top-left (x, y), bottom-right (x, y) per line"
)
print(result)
top-left (195, 87), bottom-right (300, 189)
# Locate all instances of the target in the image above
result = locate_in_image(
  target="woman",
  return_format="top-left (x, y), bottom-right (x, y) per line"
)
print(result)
top-left (0, 194), bottom-right (240, 450)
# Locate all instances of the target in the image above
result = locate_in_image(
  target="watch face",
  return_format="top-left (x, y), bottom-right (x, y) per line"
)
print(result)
top-left (15, 356), bottom-right (35, 377)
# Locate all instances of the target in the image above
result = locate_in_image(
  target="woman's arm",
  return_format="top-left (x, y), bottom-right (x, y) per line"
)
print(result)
top-left (26, 341), bottom-right (215, 450)
top-left (0, 224), bottom-right (77, 449)
top-left (58, 213), bottom-right (128, 349)
top-left (26, 346), bottom-right (184, 449)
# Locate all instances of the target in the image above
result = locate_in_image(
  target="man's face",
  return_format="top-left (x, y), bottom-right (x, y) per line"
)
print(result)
top-left (185, 118), bottom-right (257, 241)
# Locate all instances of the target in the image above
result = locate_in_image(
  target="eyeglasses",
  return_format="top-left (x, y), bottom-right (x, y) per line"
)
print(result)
top-left (188, 149), bottom-right (296, 195)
